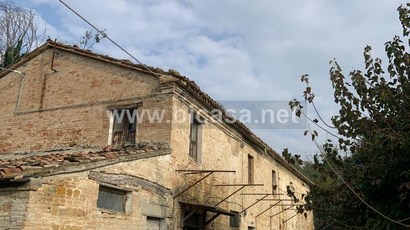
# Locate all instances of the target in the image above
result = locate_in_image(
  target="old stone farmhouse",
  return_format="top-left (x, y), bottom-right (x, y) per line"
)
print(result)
top-left (0, 40), bottom-right (314, 229)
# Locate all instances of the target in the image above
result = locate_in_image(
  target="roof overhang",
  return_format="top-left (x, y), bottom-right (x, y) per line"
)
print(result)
top-left (180, 201), bottom-right (234, 217)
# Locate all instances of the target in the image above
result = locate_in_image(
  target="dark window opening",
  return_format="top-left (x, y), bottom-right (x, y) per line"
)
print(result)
top-left (189, 113), bottom-right (201, 161)
top-left (112, 108), bottom-right (136, 146)
top-left (248, 154), bottom-right (254, 184)
top-left (272, 170), bottom-right (277, 193)
top-left (230, 211), bottom-right (240, 227)
top-left (97, 185), bottom-right (127, 212)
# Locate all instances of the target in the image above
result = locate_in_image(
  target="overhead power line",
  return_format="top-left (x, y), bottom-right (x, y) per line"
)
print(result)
top-left (309, 133), bottom-right (410, 228)
top-left (57, 0), bottom-right (161, 77)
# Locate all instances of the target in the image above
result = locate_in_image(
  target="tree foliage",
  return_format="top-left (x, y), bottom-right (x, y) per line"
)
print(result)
top-left (288, 3), bottom-right (410, 229)
top-left (78, 29), bottom-right (106, 50)
top-left (0, 1), bottom-right (44, 68)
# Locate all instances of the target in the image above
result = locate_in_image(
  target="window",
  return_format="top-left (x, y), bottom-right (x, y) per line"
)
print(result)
top-left (248, 227), bottom-right (255, 230)
top-left (189, 113), bottom-right (202, 161)
top-left (109, 108), bottom-right (136, 146)
top-left (248, 154), bottom-right (254, 184)
top-left (230, 211), bottom-right (240, 227)
top-left (146, 217), bottom-right (162, 230)
top-left (272, 170), bottom-right (277, 193)
top-left (97, 185), bottom-right (128, 212)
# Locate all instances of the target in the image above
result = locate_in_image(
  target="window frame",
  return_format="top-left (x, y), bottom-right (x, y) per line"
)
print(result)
top-left (272, 170), bottom-right (277, 193)
top-left (189, 112), bottom-right (203, 162)
top-left (146, 216), bottom-right (164, 230)
top-left (107, 107), bottom-right (137, 146)
top-left (229, 210), bottom-right (240, 227)
top-left (96, 185), bottom-right (131, 213)
top-left (248, 154), bottom-right (254, 184)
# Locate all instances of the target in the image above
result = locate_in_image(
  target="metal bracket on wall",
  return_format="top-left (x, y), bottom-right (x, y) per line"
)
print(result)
top-left (213, 183), bottom-right (264, 206)
top-left (255, 200), bottom-right (282, 218)
top-left (270, 205), bottom-right (295, 219)
top-left (283, 212), bottom-right (299, 223)
top-left (51, 39), bottom-right (58, 72)
top-left (173, 169), bottom-right (235, 198)
top-left (240, 194), bottom-right (270, 214)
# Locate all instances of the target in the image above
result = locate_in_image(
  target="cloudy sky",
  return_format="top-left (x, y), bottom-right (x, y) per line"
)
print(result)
top-left (21, 0), bottom-right (407, 160)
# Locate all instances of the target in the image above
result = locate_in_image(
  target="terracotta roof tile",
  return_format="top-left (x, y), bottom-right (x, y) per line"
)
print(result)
top-left (0, 142), bottom-right (170, 183)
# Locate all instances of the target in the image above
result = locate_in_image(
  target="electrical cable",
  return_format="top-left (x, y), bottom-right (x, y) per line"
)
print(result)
top-left (308, 130), bottom-right (410, 228)
top-left (57, 0), bottom-right (161, 78)
top-left (300, 110), bottom-right (340, 139)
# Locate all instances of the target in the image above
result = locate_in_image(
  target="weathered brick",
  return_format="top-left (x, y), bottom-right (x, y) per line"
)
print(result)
top-left (0, 42), bottom-right (314, 229)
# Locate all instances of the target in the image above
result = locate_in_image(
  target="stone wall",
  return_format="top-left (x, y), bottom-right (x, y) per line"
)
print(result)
top-left (0, 168), bottom-right (173, 230)
top-left (0, 189), bottom-right (29, 229)
top-left (168, 94), bottom-right (314, 229)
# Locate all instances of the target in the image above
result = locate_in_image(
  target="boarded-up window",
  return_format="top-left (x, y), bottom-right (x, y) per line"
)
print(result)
top-left (248, 155), bottom-right (254, 184)
top-left (189, 113), bottom-right (202, 161)
top-left (97, 186), bottom-right (127, 212)
top-left (111, 108), bottom-right (136, 146)
top-left (230, 211), bottom-right (240, 227)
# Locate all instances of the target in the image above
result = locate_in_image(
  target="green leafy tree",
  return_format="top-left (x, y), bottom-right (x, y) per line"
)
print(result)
top-left (289, 3), bottom-right (410, 229)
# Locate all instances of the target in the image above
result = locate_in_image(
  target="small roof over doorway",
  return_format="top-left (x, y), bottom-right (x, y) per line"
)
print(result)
top-left (180, 201), bottom-right (234, 229)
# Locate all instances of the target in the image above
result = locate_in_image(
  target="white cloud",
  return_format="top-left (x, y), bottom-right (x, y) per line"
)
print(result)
top-left (21, 0), bottom-right (409, 160)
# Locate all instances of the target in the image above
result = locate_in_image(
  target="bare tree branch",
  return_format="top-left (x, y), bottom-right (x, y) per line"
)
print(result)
top-left (0, 1), bottom-right (45, 67)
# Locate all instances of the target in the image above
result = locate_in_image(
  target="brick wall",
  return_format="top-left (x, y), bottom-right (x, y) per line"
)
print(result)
top-left (0, 45), bottom-right (313, 229)
top-left (0, 48), bottom-right (171, 153)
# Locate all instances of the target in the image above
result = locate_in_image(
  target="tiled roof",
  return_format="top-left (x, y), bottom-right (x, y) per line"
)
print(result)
top-left (0, 142), bottom-right (170, 183)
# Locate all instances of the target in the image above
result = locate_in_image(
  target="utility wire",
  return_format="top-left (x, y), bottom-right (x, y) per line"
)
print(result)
top-left (55, 1), bottom-right (410, 227)
top-left (57, 0), bottom-right (161, 78)
top-left (324, 157), bottom-right (410, 228)
top-left (308, 132), bottom-right (410, 228)
top-left (311, 101), bottom-right (335, 129)
top-left (300, 110), bottom-right (340, 139)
